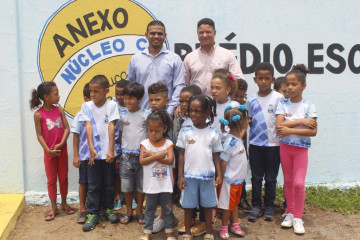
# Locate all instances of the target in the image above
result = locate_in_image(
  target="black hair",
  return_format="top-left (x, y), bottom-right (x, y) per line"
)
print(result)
top-left (274, 77), bottom-right (286, 90)
top-left (212, 68), bottom-right (238, 97)
top-left (123, 82), bottom-right (145, 99)
top-left (286, 64), bottom-right (309, 84)
top-left (197, 18), bottom-right (215, 30)
top-left (180, 85), bottom-right (202, 96)
top-left (83, 83), bottom-right (90, 99)
top-left (29, 82), bottom-right (57, 110)
top-left (148, 81), bottom-right (168, 97)
top-left (255, 62), bottom-right (274, 77)
top-left (115, 79), bottom-right (130, 89)
top-left (147, 20), bottom-right (166, 32)
top-left (220, 107), bottom-right (248, 133)
top-left (188, 95), bottom-right (217, 126)
top-left (89, 75), bottom-right (110, 89)
top-left (236, 78), bottom-right (247, 92)
top-left (147, 108), bottom-right (172, 135)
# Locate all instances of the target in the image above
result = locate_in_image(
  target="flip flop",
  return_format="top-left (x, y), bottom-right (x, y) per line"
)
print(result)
top-left (136, 214), bottom-right (145, 225)
top-left (62, 207), bottom-right (75, 214)
top-left (44, 210), bottom-right (59, 221)
top-left (120, 214), bottom-right (133, 224)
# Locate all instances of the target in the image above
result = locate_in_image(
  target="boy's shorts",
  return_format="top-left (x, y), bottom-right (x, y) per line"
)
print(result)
top-left (120, 154), bottom-right (143, 193)
top-left (114, 155), bottom-right (121, 174)
top-left (217, 181), bottom-right (243, 210)
top-left (78, 160), bottom-right (88, 184)
top-left (180, 178), bottom-right (217, 208)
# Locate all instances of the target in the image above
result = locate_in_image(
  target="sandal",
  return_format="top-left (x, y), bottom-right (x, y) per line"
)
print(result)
top-left (62, 207), bottom-right (75, 214)
top-left (120, 214), bottom-right (134, 224)
top-left (44, 210), bottom-right (59, 221)
top-left (230, 223), bottom-right (244, 237)
top-left (179, 234), bottom-right (193, 240)
top-left (166, 237), bottom-right (176, 240)
top-left (139, 236), bottom-right (149, 240)
top-left (136, 214), bottom-right (145, 225)
top-left (204, 233), bottom-right (215, 240)
top-left (219, 225), bottom-right (229, 240)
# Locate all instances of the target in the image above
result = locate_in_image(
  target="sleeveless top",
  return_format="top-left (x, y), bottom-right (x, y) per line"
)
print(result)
top-left (37, 106), bottom-right (65, 149)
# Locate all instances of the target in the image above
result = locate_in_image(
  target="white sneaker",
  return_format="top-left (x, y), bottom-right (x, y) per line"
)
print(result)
top-left (152, 215), bottom-right (165, 233)
top-left (293, 218), bottom-right (305, 234)
top-left (281, 213), bottom-right (294, 228)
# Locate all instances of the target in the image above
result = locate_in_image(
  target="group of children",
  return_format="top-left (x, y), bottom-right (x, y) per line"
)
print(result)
top-left (30, 61), bottom-right (317, 239)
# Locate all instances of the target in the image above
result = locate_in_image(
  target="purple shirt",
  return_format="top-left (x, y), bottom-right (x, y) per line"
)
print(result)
top-left (183, 44), bottom-right (244, 96)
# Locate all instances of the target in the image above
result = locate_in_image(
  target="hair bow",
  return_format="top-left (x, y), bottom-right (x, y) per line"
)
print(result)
top-left (232, 115), bottom-right (241, 122)
top-left (225, 105), bottom-right (232, 112)
top-left (238, 105), bottom-right (247, 111)
top-left (219, 118), bottom-right (229, 125)
top-left (227, 74), bottom-right (234, 82)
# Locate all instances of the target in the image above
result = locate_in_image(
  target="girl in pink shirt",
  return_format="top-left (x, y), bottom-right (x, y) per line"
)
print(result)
top-left (30, 82), bottom-right (73, 221)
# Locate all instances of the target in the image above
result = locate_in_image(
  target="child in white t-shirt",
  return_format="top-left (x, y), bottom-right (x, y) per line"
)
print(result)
top-left (139, 108), bottom-right (175, 240)
top-left (177, 95), bottom-right (223, 240)
top-left (217, 106), bottom-right (249, 239)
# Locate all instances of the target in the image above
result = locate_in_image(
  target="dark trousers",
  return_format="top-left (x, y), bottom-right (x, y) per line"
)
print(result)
top-left (87, 160), bottom-right (115, 214)
top-left (249, 145), bottom-right (280, 208)
top-left (144, 193), bottom-right (174, 232)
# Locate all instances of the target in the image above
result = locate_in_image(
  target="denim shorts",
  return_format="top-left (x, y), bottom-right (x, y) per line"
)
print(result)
top-left (120, 154), bottom-right (143, 193)
top-left (78, 160), bottom-right (88, 184)
top-left (180, 178), bottom-right (218, 208)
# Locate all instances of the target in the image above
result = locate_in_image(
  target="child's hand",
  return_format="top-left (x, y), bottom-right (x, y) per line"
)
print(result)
top-left (106, 151), bottom-right (114, 163)
top-left (276, 126), bottom-right (292, 137)
top-left (177, 176), bottom-right (186, 191)
top-left (73, 156), bottom-right (80, 168)
top-left (47, 148), bottom-right (61, 157)
top-left (215, 176), bottom-right (222, 188)
top-left (89, 148), bottom-right (98, 166)
top-left (53, 143), bottom-right (63, 150)
top-left (174, 105), bottom-right (184, 118)
top-left (156, 150), bottom-right (166, 161)
top-left (302, 118), bottom-right (317, 129)
top-left (143, 150), bottom-right (154, 158)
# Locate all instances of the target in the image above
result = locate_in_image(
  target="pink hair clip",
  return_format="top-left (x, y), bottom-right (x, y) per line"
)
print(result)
top-left (228, 74), bottom-right (234, 82)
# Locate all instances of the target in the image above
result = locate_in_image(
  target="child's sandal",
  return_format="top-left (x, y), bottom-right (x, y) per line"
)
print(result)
top-left (230, 223), bottom-right (245, 237)
top-left (219, 225), bottom-right (229, 240)
top-left (179, 234), bottom-right (193, 240)
top-left (204, 234), bottom-right (215, 240)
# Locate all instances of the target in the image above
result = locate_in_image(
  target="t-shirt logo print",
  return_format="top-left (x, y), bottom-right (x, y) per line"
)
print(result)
top-left (187, 139), bottom-right (195, 144)
top-left (152, 163), bottom-right (167, 178)
top-left (268, 104), bottom-right (275, 113)
top-left (104, 114), bottom-right (109, 124)
top-left (46, 117), bottom-right (62, 130)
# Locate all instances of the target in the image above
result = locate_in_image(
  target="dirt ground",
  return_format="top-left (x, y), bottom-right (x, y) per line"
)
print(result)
top-left (8, 201), bottom-right (360, 240)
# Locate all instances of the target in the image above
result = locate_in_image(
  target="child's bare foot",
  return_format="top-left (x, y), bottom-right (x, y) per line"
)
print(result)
top-left (61, 203), bottom-right (75, 214)
top-left (44, 209), bottom-right (59, 221)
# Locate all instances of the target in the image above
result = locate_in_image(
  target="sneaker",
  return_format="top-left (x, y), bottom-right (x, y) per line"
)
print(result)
top-left (190, 220), bottom-right (206, 237)
top-left (238, 199), bottom-right (252, 213)
top-left (103, 208), bottom-right (120, 223)
top-left (263, 206), bottom-right (274, 221)
top-left (152, 215), bottom-right (165, 233)
top-left (132, 198), bottom-right (137, 209)
top-left (178, 219), bottom-right (195, 233)
top-left (114, 199), bottom-right (121, 210)
top-left (247, 207), bottom-right (261, 222)
top-left (281, 213), bottom-right (294, 228)
top-left (83, 214), bottom-right (101, 232)
top-left (77, 210), bottom-right (87, 223)
top-left (293, 218), bottom-right (305, 234)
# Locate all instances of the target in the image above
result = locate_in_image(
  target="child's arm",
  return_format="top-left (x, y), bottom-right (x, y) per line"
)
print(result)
top-left (106, 120), bottom-right (116, 163)
top-left (158, 145), bottom-right (175, 165)
top-left (73, 133), bottom-right (80, 168)
top-left (34, 112), bottom-right (60, 157)
top-left (220, 159), bottom-right (227, 179)
top-left (53, 107), bottom-right (70, 150)
top-left (177, 148), bottom-right (186, 191)
top-left (139, 145), bottom-right (166, 166)
top-left (276, 115), bottom-right (317, 137)
top-left (85, 121), bottom-right (98, 165)
top-left (213, 152), bottom-right (222, 188)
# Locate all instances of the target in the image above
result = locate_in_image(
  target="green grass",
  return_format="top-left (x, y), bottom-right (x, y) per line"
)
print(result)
top-left (248, 185), bottom-right (360, 215)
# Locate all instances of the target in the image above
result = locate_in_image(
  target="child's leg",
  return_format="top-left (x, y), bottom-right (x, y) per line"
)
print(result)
top-left (114, 174), bottom-right (121, 200)
top-left (102, 160), bottom-right (115, 210)
top-left (184, 208), bottom-right (193, 235)
top-left (43, 152), bottom-right (59, 214)
top-left (263, 146), bottom-right (280, 208)
top-left (57, 147), bottom-right (69, 209)
top-left (199, 179), bottom-right (218, 235)
top-left (203, 207), bottom-right (213, 234)
top-left (292, 146), bottom-right (308, 219)
top-left (280, 143), bottom-right (295, 214)
top-left (79, 184), bottom-right (88, 209)
top-left (159, 192), bottom-right (174, 238)
top-left (119, 154), bottom-right (135, 219)
top-left (135, 164), bottom-right (145, 217)
top-left (87, 160), bottom-right (103, 215)
top-left (124, 190), bottom-right (134, 216)
top-left (143, 194), bottom-right (158, 238)
top-left (78, 161), bottom-right (88, 210)
top-left (249, 145), bottom-right (266, 208)
top-left (222, 209), bottom-right (231, 226)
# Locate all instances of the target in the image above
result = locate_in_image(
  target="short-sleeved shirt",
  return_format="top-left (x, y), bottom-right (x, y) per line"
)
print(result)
top-left (276, 98), bottom-right (317, 148)
top-left (220, 134), bottom-right (247, 185)
top-left (176, 125), bottom-right (223, 180)
top-left (79, 100), bottom-right (120, 159)
top-left (183, 45), bottom-right (244, 96)
top-left (120, 108), bottom-right (151, 154)
top-left (141, 139), bottom-right (174, 194)
top-left (71, 111), bottom-right (90, 161)
top-left (246, 90), bottom-right (283, 146)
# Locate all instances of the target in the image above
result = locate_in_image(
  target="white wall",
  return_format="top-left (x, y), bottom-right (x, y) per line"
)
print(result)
top-left (1, 0), bottom-right (359, 195)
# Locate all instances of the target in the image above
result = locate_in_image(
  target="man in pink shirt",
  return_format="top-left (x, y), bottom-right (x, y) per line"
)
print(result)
top-left (183, 18), bottom-right (244, 96)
